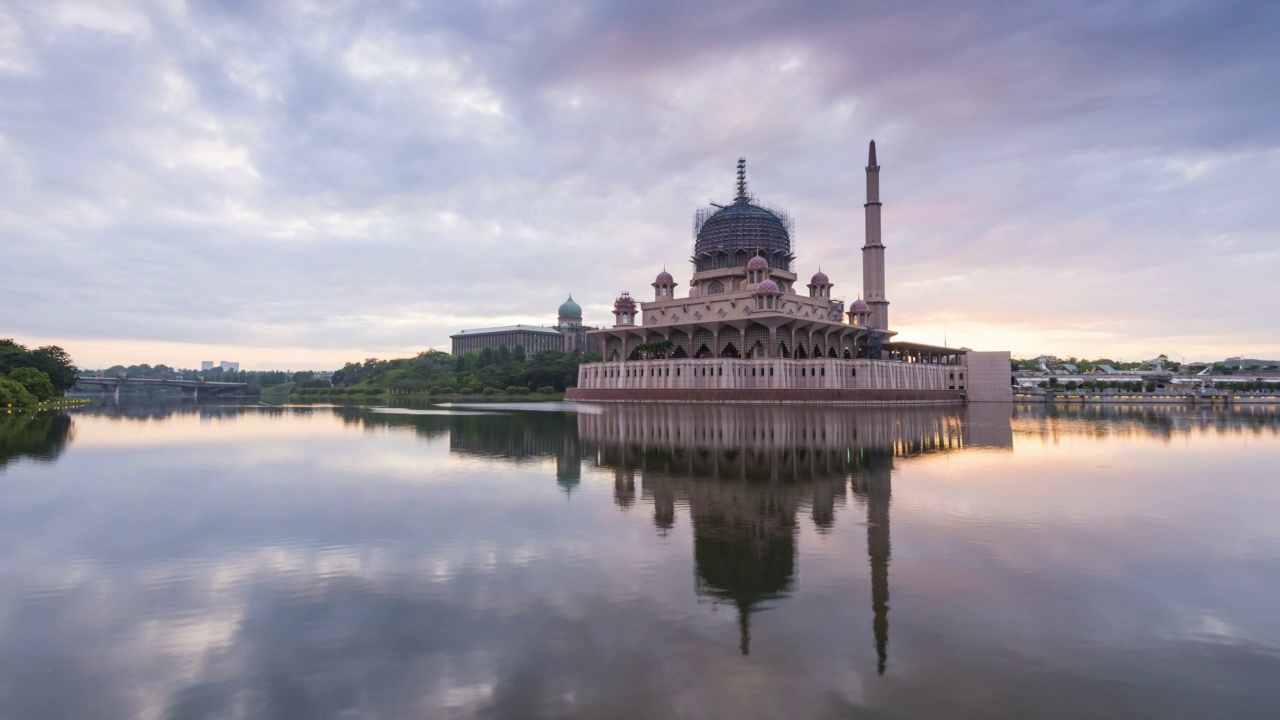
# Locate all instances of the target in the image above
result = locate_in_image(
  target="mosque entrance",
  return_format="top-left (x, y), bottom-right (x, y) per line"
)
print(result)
top-left (694, 344), bottom-right (712, 359)
top-left (777, 341), bottom-right (790, 358)
top-left (720, 343), bottom-right (741, 359)
top-left (747, 341), bottom-right (765, 359)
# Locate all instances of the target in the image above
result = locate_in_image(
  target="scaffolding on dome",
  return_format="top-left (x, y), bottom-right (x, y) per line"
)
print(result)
top-left (691, 199), bottom-right (795, 273)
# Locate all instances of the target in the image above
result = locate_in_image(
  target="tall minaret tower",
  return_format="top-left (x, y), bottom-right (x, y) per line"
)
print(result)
top-left (862, 140), bottom-right (889, 331)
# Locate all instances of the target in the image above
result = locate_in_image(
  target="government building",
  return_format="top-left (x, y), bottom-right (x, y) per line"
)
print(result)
top-left (450, 296), bottom-right (597, 357)
top-left (566, 142), bottom-right (1012, 403)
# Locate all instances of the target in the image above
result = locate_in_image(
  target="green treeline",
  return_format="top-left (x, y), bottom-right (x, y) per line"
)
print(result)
top-left (1, 339), bottom-right (78, 408)
top-left (316, 346), bottom-right (600, 397)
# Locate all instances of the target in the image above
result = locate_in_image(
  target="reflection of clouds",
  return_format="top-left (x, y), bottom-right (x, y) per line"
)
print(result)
top-left (2, 405), bottom-right (1280, 717)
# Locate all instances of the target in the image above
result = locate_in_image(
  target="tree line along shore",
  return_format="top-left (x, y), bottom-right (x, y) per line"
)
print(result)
top-left (1, 339), bottom-right (82, 411)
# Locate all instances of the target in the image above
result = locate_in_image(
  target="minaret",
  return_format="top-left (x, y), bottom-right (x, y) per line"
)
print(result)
top-left (862, 140), bottom-right (889, 331)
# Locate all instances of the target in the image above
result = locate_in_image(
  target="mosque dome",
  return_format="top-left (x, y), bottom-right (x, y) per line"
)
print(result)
top-left (746, 256), bottom-right (768, 270)
top-left (655, 269), bottom-right (674, 284)
top-left (756, 279), bottom-right (779, 294)
top-left (810, 270), bottom-right (829, 285)
top-left (693, 160), bottom-right (793, 273)
top-left (558, 295), bottom-right (582, 318)
top-left (849, 298), bottom-right (870, 312)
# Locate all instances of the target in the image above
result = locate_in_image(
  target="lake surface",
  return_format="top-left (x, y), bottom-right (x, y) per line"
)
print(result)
top-left (2, 401), bottom-right (1279, 719)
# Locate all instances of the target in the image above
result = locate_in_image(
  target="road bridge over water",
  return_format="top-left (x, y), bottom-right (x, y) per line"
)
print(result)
top-left (75, 377), bottom-right (247, 401)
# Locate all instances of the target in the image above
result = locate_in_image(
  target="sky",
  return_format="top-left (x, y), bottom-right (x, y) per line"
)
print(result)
top-left (1, 0), bottom-right (1277, 370)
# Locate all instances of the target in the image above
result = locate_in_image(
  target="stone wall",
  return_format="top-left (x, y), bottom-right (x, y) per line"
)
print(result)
top-left (576, 358), bottom-right (955, 392)
top-left (565, 387), bottom-right (964, 404)
top-left (963, 351), bottom-right (1014, 403)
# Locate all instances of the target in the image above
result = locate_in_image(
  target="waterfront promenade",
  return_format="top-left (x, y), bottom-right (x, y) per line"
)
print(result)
top-left (1015, 387), bottom-right (1280, 405)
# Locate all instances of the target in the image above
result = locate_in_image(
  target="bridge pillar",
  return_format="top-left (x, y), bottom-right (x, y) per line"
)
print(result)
top-left (101, 383), bottom-right (120, 403)
top-left (181, 385), bottom-right (198, 401)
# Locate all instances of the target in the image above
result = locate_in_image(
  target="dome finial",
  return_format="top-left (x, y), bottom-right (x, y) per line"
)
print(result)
top-left (736, 158), bottom-right (748, 201)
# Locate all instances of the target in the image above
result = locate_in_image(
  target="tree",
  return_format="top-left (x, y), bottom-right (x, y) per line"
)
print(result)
top-left (0, 339), bottom-right (27, 375)
top-left (28, 345), bottom-right (77, 392)
top-left (7, 368), bottom-right (54, 401)
top-left (0, 376), bottom-right (38, 408)
top-left (0, 341), bottom-right (77, 394)
top-left (512, 345), bottom-right (526, 362)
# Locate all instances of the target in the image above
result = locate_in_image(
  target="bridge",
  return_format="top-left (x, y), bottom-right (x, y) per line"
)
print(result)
top-left (75, 377), bottom-right (248, 401)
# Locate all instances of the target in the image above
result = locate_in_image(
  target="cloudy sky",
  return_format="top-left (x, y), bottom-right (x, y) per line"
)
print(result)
top-left (2, 0), bottom-right (1276, 370)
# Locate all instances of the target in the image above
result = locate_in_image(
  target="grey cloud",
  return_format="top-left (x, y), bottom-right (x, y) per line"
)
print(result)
top-left (1, 0), bottom-right (1276, 364)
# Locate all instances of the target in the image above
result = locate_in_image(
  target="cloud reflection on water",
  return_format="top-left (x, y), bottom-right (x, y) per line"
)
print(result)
top-left (0, 402), bottom-right (1277, 718)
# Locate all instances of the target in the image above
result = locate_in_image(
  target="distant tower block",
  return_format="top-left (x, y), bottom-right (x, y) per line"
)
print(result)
top-left (862, 140), bottom-right (889, 332)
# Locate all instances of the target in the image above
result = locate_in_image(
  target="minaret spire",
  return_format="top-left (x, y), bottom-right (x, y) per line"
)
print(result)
top-left (862, 140), bottom-right (889, 332)
top-left (735, 158), bottom-right (748, 201)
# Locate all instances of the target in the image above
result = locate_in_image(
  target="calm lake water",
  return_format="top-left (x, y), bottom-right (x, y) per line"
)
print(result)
top-left (1, 401), bottom-right (1279, 719)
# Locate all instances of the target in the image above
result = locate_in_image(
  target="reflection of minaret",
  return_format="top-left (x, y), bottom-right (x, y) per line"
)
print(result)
top-left (853, 449), bottom-right (893, 675)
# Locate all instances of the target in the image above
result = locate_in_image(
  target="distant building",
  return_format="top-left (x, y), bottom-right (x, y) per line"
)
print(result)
top-left (201, 361), bottom-right (215, 370)
top-left (220, 361), bottom-right (240, 372)
top-left (450, 296), bottom-right (599, 357)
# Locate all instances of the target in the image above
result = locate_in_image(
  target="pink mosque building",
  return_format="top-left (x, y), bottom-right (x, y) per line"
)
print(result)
top-left (566, 142), bottom-right (1012, 404)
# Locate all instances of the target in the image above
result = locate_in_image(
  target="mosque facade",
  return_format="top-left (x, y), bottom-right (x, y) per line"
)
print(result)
top-left (566, 141), bottom-right (1012, 404)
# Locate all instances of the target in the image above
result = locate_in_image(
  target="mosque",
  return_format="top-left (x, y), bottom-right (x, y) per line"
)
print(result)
top-left (566, 141), bottom-right (1012, 404)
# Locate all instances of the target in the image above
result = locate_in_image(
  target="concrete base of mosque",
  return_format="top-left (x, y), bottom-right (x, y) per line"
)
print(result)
top-left (567, 352), bottom-right (1013, 404)
top-left (566, 387), bottom-right (963, 404)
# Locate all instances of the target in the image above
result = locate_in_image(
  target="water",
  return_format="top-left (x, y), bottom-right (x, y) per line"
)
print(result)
top-left (1, 402), bottom-right (1278, 719)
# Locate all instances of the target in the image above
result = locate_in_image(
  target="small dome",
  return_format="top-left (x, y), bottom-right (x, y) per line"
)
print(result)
top-left (756, 279), bottom-right (779, 294)
top-left (558, 295), bottom-right (582, 318)
top-left (849, 298), bottom-right (870, 312)
top-left (655, 269), bottom-right (674, 284)
top-left (810, 270), bottom-right (829, 285)
top-left (613, 292), bottom-right (637, 312)
top-left (746, 255), bottom-right (769, 270)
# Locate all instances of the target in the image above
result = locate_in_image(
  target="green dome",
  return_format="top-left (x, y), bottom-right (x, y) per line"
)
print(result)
top-left (558, 295), bottom-right (582, 319)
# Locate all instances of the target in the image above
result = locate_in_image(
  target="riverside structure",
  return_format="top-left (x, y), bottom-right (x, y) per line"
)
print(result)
top-left (567, 142), bottom-right (1013, 404)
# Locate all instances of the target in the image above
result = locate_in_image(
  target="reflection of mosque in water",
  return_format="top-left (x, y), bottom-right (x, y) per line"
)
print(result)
top-left (359, 403), bottom-right (1013, 670)
top-left (580, 404), bottom-right (1012, 669)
